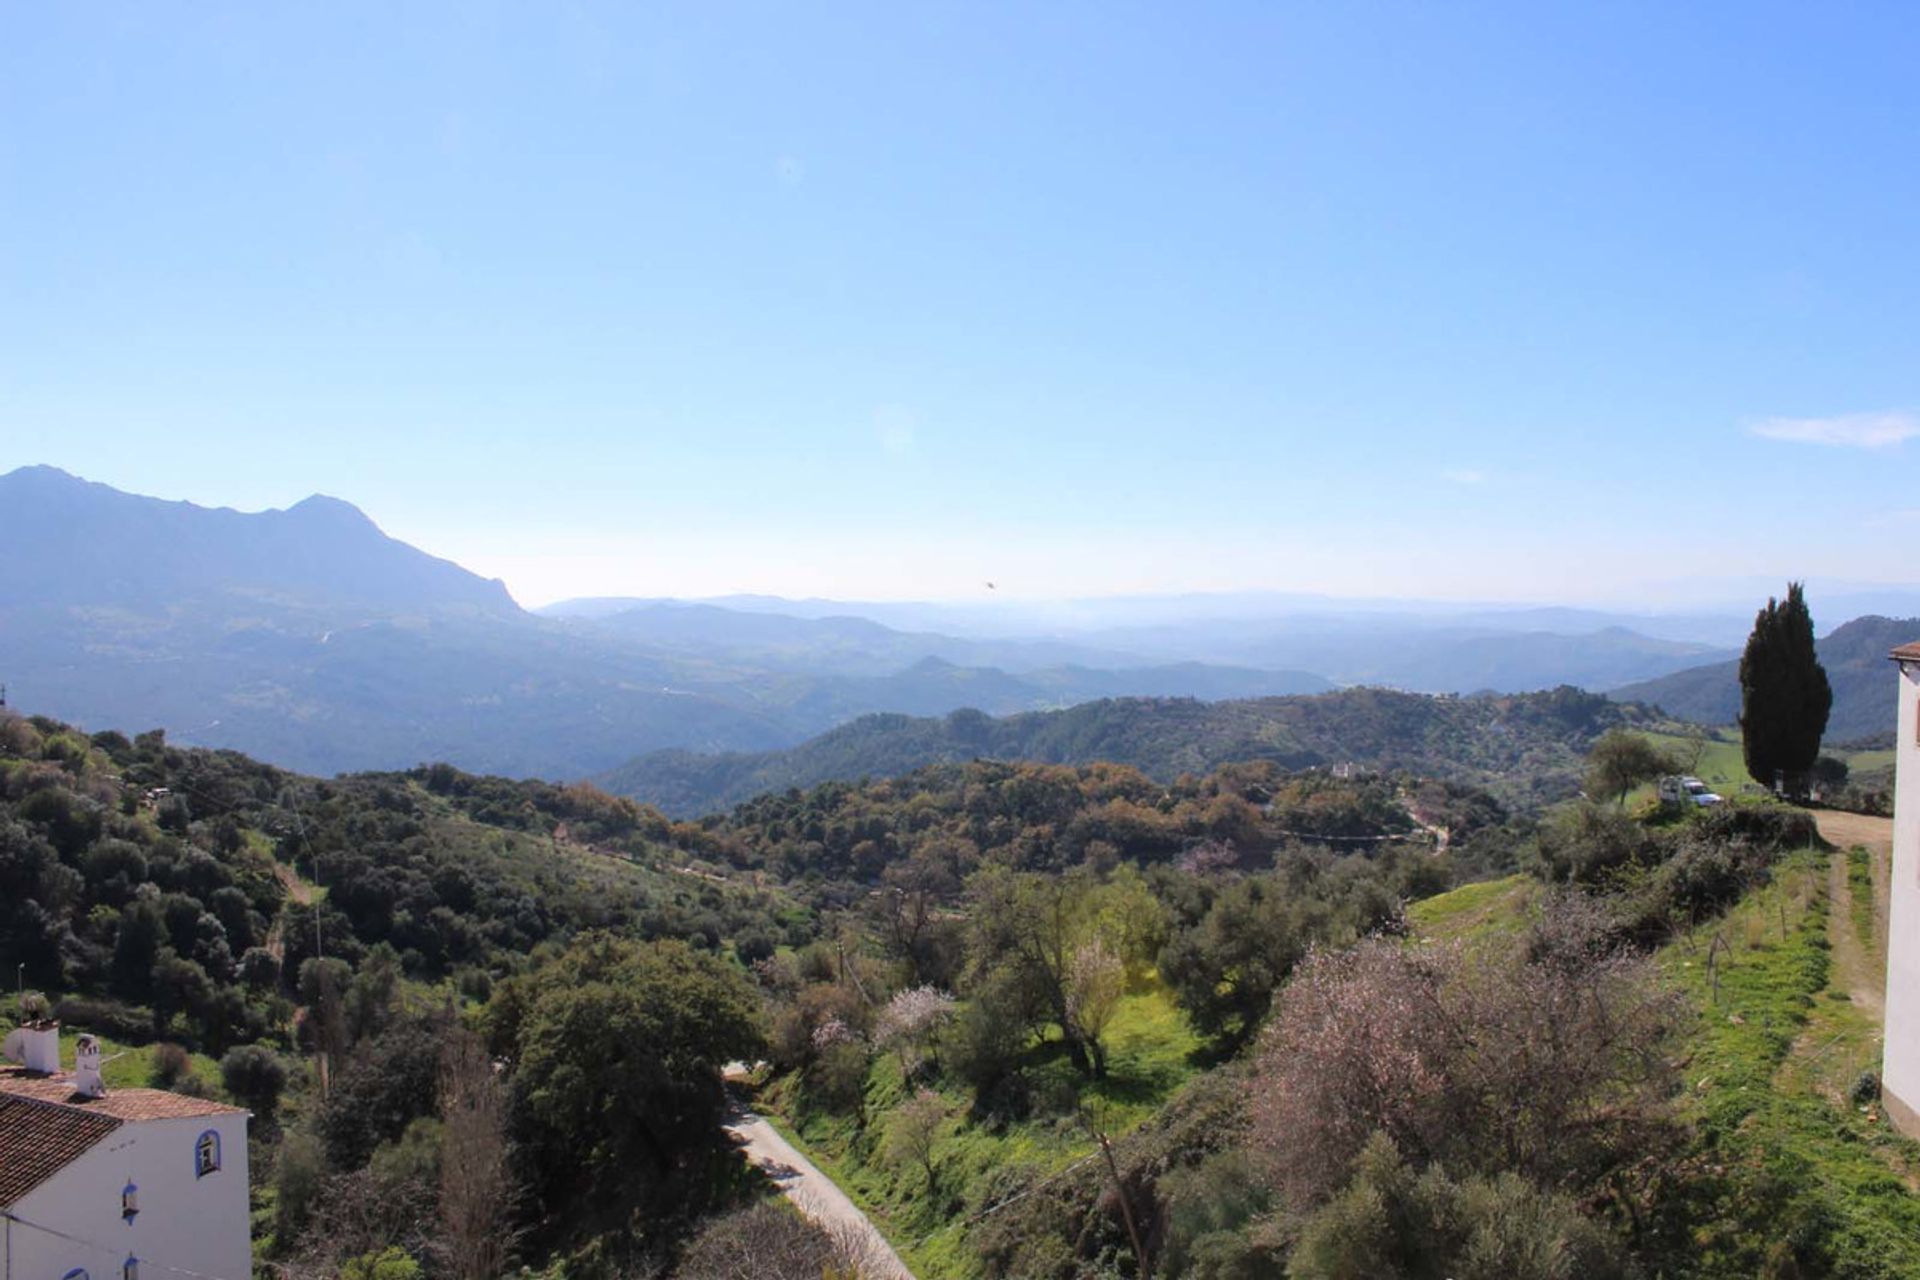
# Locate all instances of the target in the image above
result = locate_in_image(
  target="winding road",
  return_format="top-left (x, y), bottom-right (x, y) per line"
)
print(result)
top-left (722, 1097), bottom-right (917, 1280)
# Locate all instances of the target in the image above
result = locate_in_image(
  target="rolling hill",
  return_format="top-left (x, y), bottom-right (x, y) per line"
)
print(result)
top-left (1611, 614), bottom-right (1920, 743)
top-left (596, 684), bottom-right (1647, 816)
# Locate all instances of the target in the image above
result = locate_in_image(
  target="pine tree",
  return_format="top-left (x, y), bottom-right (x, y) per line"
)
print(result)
top-left (1738, 582), bottom-right (1832, 794)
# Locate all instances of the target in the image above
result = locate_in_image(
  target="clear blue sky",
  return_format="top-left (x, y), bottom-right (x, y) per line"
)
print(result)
top-left (3, 3), bottom-right (1917, 607)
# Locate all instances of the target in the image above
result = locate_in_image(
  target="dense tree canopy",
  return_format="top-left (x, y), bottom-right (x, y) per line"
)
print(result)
top-left (486, 935), bottom-right (764, 1240)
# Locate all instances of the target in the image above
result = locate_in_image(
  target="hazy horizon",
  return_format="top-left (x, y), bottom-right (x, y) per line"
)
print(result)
top-left (14, 462), bottom-right (1920, 625)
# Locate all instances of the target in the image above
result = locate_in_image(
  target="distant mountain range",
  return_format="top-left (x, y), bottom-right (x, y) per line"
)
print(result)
top-left (0, 468), bottom-right (1322, 776)
top-left (3, 465), bottom-right (1905, 782)
top-left (1610, 614), bottom-right (1920, 744)
top-left (594, 685), bottom-right (1646, 817)
top-left (4, 466), bottom-right (517, 615)
top-left (548, 595), bottom-right (1739, 694)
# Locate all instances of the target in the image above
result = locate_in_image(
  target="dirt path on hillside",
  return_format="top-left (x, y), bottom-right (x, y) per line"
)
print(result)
top-left (275, 860), bottom-right (316, 905)
top-left (722, 1098), bottom-right (916, 1280)
top-left (1814, 809), bottom-right (1894, 981)
top-left (1813, 810), bottom-right (1893, 858)
top-left (1828, 852), bottom-right (1883, 1019)
top-left (263, 861), bottom-right (319, 963)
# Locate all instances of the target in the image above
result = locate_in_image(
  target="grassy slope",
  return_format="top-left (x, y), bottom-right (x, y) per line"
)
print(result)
top-left (759, 975), bottom-right (1200, 1280)
top-left (760, 858), bottom-right (1920, 1280)
top-left (1408, 849), bottom-right (1920, 1277)
top-left (1637, 725), bottom-right (1890, 800)
top-left (1637, 727), bottom-right (1755, 801)
top-left (1663, 852), bottom-right (1920, 1276)
top-left (1404, 873), bottom-right (1537, 942)
top-left (48, 1027), bottom-right (224, 1093)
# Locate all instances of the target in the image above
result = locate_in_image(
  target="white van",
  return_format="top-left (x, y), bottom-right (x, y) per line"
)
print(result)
top-left (1658, 775), bottom-right (1723, 808)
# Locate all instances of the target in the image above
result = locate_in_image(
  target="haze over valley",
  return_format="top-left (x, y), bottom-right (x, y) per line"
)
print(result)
top-left (3, 464), bottom-right (1914, 809)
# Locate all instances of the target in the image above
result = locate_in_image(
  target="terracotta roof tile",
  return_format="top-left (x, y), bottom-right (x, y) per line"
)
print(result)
top-left (0, 1067), bottom-right (246, 1121)
top-left (0, 1093), bottom-right (120, 1207)
top-left (1893, 641), bottom-right (1920, 662)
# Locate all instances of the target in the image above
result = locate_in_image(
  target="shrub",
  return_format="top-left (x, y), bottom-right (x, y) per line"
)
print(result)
top-left (338, 1247), bottom-right (422, 1280)
top-left (1693, 804), bottom-right (1819, 851)
top-left (221, 1043), bottom-right (288, 1118)
top-left (54, 995), bottom-right (151, 1043)
top-left (674, 1201), bottom-right (867, 1280)
top-left (148, 1041), bottom-right (192, 1088)
top-left (1290, 1135), bottom-right (1630, 1280)
top-left (1533, 803), bottom-right (1658, 885)
top-left (807, 1039), bottom-right (872, 1118)
top-left (880, 1088), bottom-right (946, 1189)
top-left (237, 947), bottom-right (280, 992)
top-left (1250, 924), bottom-right (1685, 1208)
top-left (317, 1015), bottom-right (446, 1168)
top-left (1157, 1149), bottom-right (1281, 1280)
top-left (1655, 835), bottom-right (1775, 924)
top-left (271, 1126), bottom-right (326, 1249)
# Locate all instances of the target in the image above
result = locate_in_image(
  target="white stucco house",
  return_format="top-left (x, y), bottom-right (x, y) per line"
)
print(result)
top-left (0, 1024), bottom-right (250, 1280)
top-left (1880, 641), bottom-right (1920, 1137)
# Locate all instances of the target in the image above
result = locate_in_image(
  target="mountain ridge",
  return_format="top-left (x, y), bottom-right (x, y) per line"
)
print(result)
top-left (1610, 613), bottom-right (1920, 743)
top-left (595, 684), bottom-right (1646, 817)
top-left (0, 465), bottom-right (520, 615)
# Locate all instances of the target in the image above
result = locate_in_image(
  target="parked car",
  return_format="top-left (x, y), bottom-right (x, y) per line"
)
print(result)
top-left (1658, 775), bottom-right (1724, 808)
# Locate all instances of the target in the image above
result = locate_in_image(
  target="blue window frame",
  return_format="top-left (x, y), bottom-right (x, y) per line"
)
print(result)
top-left (123, 1258), bottom-right (138, 1280)
top-left (194, 1128), bottom-right (221, 1177)
top-left (62, 1269), bottom-right (90, 1280)
top-left (121, 1181), bottom-right (138, 1222)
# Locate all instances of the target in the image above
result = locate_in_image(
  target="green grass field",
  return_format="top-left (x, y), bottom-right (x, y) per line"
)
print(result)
top-left (1636, 727), bottom-right (1755, 800)
top-left (1847, 748), bottom-right (1897, 775)
top-left (1635, 726), bottom-right (1890, 796)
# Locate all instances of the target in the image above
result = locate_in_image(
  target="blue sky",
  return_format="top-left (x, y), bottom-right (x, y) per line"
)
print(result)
top-left (3, 3), bottom-right (1917, 607)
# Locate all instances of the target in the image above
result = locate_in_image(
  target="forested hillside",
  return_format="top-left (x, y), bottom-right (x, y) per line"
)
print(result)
top-left (0, 707), bottom-right (816, 1277)
top-left (599, 685), bottom-right (1645, 816)
top-left (0, 703), bottom-right (1508, 1277)
top-left (8, 695), bottom-right (1920, 1279)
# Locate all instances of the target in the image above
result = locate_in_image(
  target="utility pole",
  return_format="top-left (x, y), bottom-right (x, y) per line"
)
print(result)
top-left (1081, 1104), bottom-right (1151, 1279)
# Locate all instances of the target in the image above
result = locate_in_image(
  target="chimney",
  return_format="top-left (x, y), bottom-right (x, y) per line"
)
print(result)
top-left (2, 1021), bottom-right (62, 1074)
top-left (73, 1034), bottom-right (106, 1097)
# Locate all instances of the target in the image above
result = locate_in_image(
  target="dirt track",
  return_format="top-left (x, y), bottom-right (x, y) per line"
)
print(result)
top-left (1813, 809), bottom-right (1893, 858)
top-left (722, 1099), bottom-right (916, 1280)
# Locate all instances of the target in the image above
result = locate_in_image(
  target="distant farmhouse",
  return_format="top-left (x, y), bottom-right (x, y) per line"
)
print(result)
top-left (0, 1024), bottom-right (250, 1280)
top-left (1880, 642), bottom-right (1920, 1136)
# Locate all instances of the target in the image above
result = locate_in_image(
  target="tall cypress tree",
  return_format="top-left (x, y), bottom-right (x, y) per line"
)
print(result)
top-left (1738, 582), bottom-right (1832, 794)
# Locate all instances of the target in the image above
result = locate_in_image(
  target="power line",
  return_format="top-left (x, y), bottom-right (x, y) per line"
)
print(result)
top-left (4, 1207), bottom-right (329, 1280)
top-left (909, 1150), bottom-right (1101, 1248)
top-left (2, 1212), bottom-right (251, 1280)
top-left (1266, 826), bottom-right (1436, 844)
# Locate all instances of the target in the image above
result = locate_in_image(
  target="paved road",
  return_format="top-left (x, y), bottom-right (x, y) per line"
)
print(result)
top-left (722, 1099), bottom-right (917, 1280)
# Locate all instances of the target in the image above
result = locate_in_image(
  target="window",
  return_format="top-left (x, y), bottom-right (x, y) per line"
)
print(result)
top-left (122, 1258), bottom-right (138, 1280)
top-left (194, 1129), bottom-right (221, 1177)
top-left (121, 1182), bottom-right (138, 1222)
top-left (61, 1269), bottom-right (90, 1280)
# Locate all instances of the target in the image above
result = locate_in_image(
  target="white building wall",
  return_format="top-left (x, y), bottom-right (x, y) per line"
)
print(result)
top-left (5, 1111), bottom-right (251, 1280)
top-left (1881, 657), bottom-right (1920, 1135)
